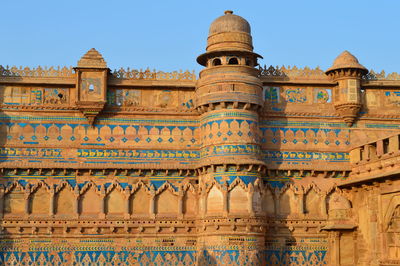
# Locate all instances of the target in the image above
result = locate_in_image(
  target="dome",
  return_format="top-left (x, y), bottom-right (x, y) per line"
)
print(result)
top-left (326, 50), bottom-right (367, 74)
top-left (209, 10), bottom-right (251, 36)
top-left (197, 11), bottom-right (260, 66)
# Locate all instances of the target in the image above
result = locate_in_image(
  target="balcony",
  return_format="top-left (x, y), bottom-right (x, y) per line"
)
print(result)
top-left (344, 134), bottom-right (400, 186)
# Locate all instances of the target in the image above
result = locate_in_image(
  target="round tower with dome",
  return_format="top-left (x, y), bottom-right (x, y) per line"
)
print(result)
top-left (195, 11), bottom-right (266, 264)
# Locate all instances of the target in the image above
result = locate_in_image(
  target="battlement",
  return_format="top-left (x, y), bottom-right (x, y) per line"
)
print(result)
top-left (345, 133), bottom-right (400, 185)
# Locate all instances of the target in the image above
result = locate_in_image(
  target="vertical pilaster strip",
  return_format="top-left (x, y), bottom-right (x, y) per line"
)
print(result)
top-left (177, 189), bottom-right (184, 219)
top-left (24, 188), bottom-right (30, 217)
top-left (124, 191), bottom-right (130, 219)
top-left (0, 188), bottom-right (4, 219)
top-left (49, 188), bottom-right (55, 216)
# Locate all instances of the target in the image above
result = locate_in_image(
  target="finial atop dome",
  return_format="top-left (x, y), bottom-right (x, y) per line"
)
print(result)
top-left (326, 50), bottom-right (367, 74)
top-left (77, 48), bottom-right (107, 68)
top-left (224, 10), bottom-right (233, 14)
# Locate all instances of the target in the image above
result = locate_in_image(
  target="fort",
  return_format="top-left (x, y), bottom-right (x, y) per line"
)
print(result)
top-left (0, 10), bottom-right (400, 265)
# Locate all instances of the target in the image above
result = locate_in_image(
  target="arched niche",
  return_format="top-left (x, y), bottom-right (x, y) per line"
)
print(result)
top-left (79, 186), bottom-right (100, 215)
top-left (29, 186), bottom-right (49, 215)
top-left (229, 185), bottom-right (247, 214)
top-left (183, 190), bottom-right (197, 216)
top-left (4, 187), bottom-right (25, 215)
top-left (279, 188), bottom-right (297, 216)
top-left (105, 187), bottom-right (124, 216)
top-left (55, 186), bottom-right (74, 216)
top-left (130, 186), bottom-right (150, 216)
top-left (155, 188), bottom-right (178, 216)
top-left (304, 188), bottom-right (320, 216)
top-left (207, 185), bottom-right (223, 214)
top-left (262, 188), bottom-right (275, 216)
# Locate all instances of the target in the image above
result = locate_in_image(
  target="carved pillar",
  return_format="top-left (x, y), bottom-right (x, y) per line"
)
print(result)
top-left (73, 186), bottom-right (80, 218)
top-left (99, 195), bottom-right (106, 219)
top-left (298, 192), bottom-right (305, 216)
top-left (0, 188), bottom-right (4, 219)
top-left (99, 186), bottom-right (106, 219)
top-left (328, 231), bottom-right (341, 266)
top-left (248, 185), bottom-right (254, 216)
top-left (149, 189), bottom-right (156, 219)
top-left (369, 186), bottom-right (380, 264)
top-left (222, 185), bottom-right (228, 217)
top-left (177, 189), bottom-right (184, 219)
top-left (200, 187), bottom-right (207, 218)
top-left (321, 194), bottom-right (328, 219)
top-left (24, 188), bottom-right (30, 217)
top-left (49, 188), bottom-right (55, 216)
top-left (124, 188), bottom-right (130, 219)
top-left (274, 189), bottom-right (280, 216)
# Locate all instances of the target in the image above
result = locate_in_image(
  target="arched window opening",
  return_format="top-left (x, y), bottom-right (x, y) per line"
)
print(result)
top-left (228, 57), bottom-right (239, 65)
top-left (212, 58), bottom-right (222, 66)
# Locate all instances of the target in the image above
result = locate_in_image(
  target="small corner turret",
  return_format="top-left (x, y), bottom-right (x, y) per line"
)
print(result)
top-left (74, 48), bottom-right (109, 125)
top-left (325, 51), bottom-right (368, 127)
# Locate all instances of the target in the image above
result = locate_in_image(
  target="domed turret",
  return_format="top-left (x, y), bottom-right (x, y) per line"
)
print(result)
top-left (197, 11), bottom-right (261, 66)
top-left (326, 50), bottom-right (367, 75)
top-left (195, 10), bottom-right (265, 175)
top-left (325, 51), bottom-right (368, 127)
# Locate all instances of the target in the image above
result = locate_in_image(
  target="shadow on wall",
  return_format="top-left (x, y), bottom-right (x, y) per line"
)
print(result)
top-left (261, 84), bottom-right (298, 265)
top-left (261, 85), bottom-right (328, 265)
top-left (197, 250), bottom-right (218, 265)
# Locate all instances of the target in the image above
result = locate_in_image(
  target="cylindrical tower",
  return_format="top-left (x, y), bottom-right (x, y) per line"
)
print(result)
top-left (195, 11), bottom-right (266, 265)
top-left (196, 10), bottom-right (264, 168)
top-left (325, 51), bottom-right (368, 126)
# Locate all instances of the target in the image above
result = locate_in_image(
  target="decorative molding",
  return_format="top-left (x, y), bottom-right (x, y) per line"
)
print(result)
top-left (0, 65), bottom-right (74, 78)
top-left (362, 69), bottom-right (400, 81)
top-left (111, 68), bottom-right (197, 81)
top-left (258, 65), bottom-right (327, 79)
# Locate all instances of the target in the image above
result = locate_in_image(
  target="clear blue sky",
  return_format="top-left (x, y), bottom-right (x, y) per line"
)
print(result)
top-left (1, 0), bottom-right (399, 74)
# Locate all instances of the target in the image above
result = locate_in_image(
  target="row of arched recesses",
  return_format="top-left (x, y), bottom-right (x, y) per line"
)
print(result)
top-left (205, 184), bottom-right (347, 218)
top-left (3, 185), bottom-right (198, 218)
top-left (2, 181), bottom-right (349, 219)
top-left (209, 56), bottom-right (253, 67)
